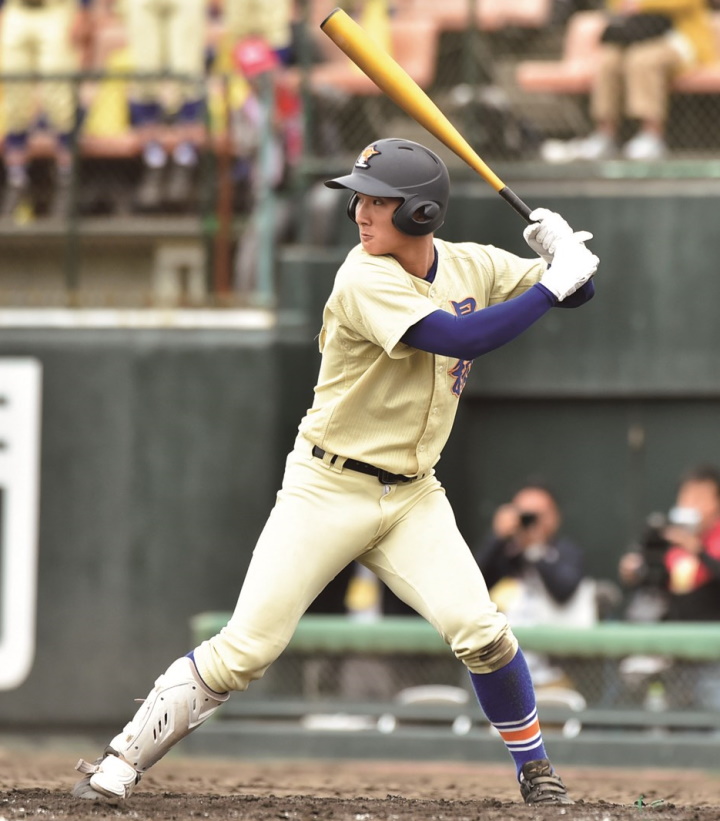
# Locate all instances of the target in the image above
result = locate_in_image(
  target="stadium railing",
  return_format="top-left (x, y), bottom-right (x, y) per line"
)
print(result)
top-left (190, 612), bottom-right (720, 743)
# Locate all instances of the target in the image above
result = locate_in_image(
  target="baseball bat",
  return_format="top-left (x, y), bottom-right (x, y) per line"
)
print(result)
top-left (320, 8), bottom-right (532, 222)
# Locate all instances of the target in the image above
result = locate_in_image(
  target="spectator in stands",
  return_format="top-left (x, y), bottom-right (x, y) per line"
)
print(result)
top-left (120, 0), bottom-right (209, 212)
top-left (223, 0), bottom-right (294, 66)
top-left (618, 464), bottom-right (720, 709)
top-left (0, 0), bottom-right (92, 221)
top-left (571, 0), bottom-right (716, 160)
top-left (474, 482), bottom-right (596, 688)
top-left (619, 464), bottom-right (720, 622)
top-left (222, 1), bottom-right (302, 291)
top-left (222, 0), bottom-right (301, 165)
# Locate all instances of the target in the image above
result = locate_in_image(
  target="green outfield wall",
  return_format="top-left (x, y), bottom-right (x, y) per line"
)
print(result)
top-left (1, 180), bottom-right (720, 728)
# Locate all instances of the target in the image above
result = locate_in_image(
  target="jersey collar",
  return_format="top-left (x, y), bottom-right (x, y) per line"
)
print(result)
top-left (425, 245), bottom-right (438, 283)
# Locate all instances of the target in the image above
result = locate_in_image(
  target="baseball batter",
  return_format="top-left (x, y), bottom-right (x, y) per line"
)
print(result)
top-left (72, 138), bottom-right (598, 806)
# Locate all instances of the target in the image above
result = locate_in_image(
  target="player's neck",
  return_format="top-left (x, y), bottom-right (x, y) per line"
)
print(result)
top-left (390, 235), bottom-right (435, 280)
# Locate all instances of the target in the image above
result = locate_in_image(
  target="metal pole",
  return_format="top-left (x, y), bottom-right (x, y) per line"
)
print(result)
top-left (253, 70), bottom-right (277, 306)
top-left (297, 0), bottom-right (314, 172)
top-left (213, 74), bottom-right (234, 296)
top-left (62, 75), bottom-right (82, 306)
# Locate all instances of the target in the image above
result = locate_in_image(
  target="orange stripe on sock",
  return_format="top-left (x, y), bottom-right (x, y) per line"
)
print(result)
top-left (498, 717), bottom-right (541, 744)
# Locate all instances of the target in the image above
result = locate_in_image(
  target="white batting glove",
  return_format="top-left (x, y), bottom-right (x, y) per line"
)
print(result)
top-left (540, 236), bottom-right (599, 302)
top-left (523, 207), bottom-right (593, 263)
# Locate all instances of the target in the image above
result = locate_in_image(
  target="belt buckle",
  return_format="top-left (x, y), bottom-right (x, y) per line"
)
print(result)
top-left (377, 469), bottom-right (399, 485)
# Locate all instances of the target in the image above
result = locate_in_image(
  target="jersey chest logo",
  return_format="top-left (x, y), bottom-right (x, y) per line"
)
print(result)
top-left (448, 298), bottom-right (476, 397)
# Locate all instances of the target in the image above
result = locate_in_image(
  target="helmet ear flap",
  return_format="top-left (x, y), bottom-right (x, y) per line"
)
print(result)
top-left (346, 193), bottom-right (359, 222)
top-left (419, 202), bottom-right (440, 221)
top-left (392, 199), bottom-right (443, 236)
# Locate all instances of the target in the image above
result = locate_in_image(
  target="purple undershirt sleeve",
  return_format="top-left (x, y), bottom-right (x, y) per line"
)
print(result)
top-left (401, 280), bottom-right (594, 360)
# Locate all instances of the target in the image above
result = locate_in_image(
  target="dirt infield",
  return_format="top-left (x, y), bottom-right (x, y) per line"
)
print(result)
top-left (1, 741), bottom-right (719, 821)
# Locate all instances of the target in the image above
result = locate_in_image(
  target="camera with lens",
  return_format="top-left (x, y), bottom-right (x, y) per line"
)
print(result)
top-left (641, 511), bottom-right (670, 553)
top-left (518, 511), bottom-right (539, 529)
top-left (638, 511), bottom-right (671, 589)
top-left (639, 506), bottom-right (702, 585)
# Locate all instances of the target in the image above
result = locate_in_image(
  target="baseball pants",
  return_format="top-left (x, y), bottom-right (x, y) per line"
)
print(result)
top-left (194, 434), bottom-right (515, 693)
top-left (591, 38), bottom-right (685, 124)
top-left (125, 0), bottom-right (206, 109)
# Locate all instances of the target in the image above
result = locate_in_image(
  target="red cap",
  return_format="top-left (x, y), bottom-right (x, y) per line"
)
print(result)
top-left (232, 37), bottom-right (279, 77)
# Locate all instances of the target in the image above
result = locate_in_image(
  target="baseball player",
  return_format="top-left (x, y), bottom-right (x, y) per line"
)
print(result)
top-left (0, 0), bottom-right (91, 219)
top-left (72, 138), bottom-right (598, 806)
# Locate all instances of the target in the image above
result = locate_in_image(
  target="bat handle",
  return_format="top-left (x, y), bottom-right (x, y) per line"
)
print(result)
top-left (498, 186), bottom-right (533, 223)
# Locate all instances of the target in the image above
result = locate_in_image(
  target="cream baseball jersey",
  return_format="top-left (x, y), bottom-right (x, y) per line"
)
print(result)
top-left (299, 239), bottom-right (545, 476)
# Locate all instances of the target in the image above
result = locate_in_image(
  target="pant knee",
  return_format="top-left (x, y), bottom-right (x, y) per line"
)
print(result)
top-left (194, 627), bottom-right (287, 693)
top-left (454, 624), bottom-right (519, 674)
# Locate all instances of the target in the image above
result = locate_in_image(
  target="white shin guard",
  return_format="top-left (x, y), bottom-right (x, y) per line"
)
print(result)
top-left (108, 655), bottom-right (229, 773)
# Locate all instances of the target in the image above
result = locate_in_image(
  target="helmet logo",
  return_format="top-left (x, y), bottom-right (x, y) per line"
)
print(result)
top-left (355, 144), bottom-right (381, 169)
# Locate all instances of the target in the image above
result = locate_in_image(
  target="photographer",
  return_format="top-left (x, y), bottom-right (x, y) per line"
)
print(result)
top-left (477, 483), bottom-right (586, 611)
top-left (618, 464), bottom-right (720, 711)
top-left (619, 464), bottom-right (720, 622)
top-left (474, 483), bottom-right (594, 688)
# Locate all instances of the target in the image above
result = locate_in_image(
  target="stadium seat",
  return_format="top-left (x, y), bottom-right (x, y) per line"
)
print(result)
top-left (477, 0), bottom-right (553, 31)
top-left (308, 16), bottom-right (439, 95)
top-left (406, 0), bottom-right (551, 32)
top-left (515, 10), bottom-right (604, 95)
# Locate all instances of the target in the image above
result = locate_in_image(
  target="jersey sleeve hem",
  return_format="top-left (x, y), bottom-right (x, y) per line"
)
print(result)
top-left (383, 303), bottom-right (440, 359)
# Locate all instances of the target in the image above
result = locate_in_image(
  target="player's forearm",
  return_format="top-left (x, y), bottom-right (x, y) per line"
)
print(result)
top-left (401, 283), bottom-right (556, 360)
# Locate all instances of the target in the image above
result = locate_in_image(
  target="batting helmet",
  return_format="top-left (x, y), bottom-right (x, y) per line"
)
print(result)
top-left (324, 138), bottom-right (450, 236)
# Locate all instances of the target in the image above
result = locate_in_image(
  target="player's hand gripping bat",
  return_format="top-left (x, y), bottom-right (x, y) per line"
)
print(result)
top-left (320, 7), bottom-right (533, 222)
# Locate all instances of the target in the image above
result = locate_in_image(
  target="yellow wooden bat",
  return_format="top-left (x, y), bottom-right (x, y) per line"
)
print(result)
top-left (320, 7), bottom-right (532, 221)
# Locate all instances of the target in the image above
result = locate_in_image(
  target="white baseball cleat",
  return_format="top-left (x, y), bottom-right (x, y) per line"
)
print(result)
top-left (72, 752), bottom-right (140, 801)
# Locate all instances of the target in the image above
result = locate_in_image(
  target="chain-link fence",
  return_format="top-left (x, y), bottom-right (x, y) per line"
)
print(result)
top-left (300, 0), bottom-right (720, 165)
top-left (189, 613), bottom-right (720, 741)
top-left (240, 649), bottom-right (720, 715)
top-left (3, 0), bottom-right (720, 308)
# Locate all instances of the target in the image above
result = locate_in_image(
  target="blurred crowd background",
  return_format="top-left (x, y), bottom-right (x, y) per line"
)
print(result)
top-left (3, 0), bottom-right (720, 308)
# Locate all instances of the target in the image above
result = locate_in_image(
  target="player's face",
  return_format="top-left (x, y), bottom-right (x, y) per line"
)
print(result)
top-left (354, 194), bottom-right (406, 255)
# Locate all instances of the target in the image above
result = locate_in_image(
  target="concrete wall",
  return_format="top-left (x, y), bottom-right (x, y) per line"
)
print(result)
top-left (0, 328), bottom-right (282, 725)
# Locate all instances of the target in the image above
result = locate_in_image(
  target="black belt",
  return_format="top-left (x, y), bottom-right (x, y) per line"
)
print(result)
top-left (312, 445), bottom-right (419, 485)
top-left (20, 1), bottom-right (47, 8)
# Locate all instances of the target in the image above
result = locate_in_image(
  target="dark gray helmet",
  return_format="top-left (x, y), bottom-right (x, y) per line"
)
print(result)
top-left (325, 138), bottom-right (450, 236)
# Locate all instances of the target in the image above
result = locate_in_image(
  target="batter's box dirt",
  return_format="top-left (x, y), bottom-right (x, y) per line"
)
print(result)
top-left (3, 789), bottom-right (720, 821)
top-left (1, 744), bottom-right (718, 821)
